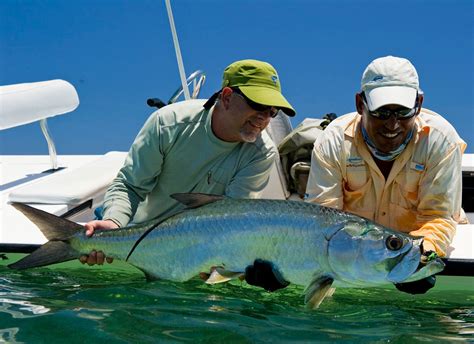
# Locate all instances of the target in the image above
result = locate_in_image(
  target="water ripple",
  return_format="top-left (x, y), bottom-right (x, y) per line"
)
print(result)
top-left (0, 263), bottom-right (472, 343)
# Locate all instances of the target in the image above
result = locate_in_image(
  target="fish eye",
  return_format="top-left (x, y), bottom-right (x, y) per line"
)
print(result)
top-left (385, 235), bottom-right (403, 251)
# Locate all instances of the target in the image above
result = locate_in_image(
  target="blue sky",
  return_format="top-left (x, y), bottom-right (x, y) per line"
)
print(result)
top-left (1, 0), bottom-right (473, 154)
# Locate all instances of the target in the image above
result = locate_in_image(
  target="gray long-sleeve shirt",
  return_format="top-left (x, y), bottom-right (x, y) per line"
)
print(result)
top-left (102, 99), bottom-right (277, 227)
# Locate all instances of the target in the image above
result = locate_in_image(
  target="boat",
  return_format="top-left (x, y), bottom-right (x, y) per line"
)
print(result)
top-left (1, 76), bottom-right (473, 283)
top-left (1, 0), bottom-right (472, 285)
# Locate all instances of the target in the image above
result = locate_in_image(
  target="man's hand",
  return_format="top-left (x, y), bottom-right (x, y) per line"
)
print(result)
top-left (84, 219), bottom-right (119, 237)
top-left (245, 259), bottom-right (289, 292)
top-left (79, 219), bottom-right (118, 266)
top-left (420, 250), bottom-right (438, 265)
top-left (395, 275), bottom-right (436, 294)
top-left (395, 250), bottom-right (438, 294)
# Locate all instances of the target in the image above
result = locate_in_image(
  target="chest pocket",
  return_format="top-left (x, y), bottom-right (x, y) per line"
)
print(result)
top-left (191, 166), bottom-right (231, 196)
top-left (392, 162), bottom-right (424, 209)
top-left (207, 166), bottom-right (232, 186)
top-left (343, 161), bottom-right (374, 217)
top-left (345, 157), bottom-right (368, 191)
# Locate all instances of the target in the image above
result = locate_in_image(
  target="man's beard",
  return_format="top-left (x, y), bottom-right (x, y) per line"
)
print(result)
top-left (239, 127), bottom-right (259, 143)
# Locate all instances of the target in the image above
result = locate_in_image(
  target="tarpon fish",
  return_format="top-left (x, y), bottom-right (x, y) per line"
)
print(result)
top-left (9, 193), bottom-right (444, 308)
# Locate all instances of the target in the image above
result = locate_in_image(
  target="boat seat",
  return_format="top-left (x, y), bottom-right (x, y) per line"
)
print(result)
top-left (8, 151), bottom-right (127, 205)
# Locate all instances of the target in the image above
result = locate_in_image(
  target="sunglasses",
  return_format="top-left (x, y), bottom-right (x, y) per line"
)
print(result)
top-left (232, 88), bottom-right (279, 118)
top-left (362, 93), bottom-right (418, 120)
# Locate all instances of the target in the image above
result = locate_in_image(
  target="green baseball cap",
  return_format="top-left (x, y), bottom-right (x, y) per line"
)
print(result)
top-left (204, 59), bottom-right (296, 117)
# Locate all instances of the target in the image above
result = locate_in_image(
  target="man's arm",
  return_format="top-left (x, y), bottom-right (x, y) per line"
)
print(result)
top-left (395, 142), bottom-right (462, 295)
top-left (409, 142), bottom-right (464, 257)
top-left (305, 132), bottom-right (344, 208)
top-left (81, 112), bottom-right (165, 265)
top-left (102, 112), bottom-right (165, 227)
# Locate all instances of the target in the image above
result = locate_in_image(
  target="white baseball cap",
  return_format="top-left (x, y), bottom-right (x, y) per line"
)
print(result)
top-left (361, 56), bottom-right (420, 111)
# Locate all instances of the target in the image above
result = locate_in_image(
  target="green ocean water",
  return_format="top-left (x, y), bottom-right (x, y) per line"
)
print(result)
top-left (0, 256), bottom-right (473, 343)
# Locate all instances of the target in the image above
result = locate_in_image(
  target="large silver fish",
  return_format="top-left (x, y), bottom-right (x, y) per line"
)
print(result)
top-left (9, 193), bottom-right (444, 308)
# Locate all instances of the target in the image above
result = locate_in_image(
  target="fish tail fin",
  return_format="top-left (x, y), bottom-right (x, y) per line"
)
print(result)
top-left (8, 203), bottom-right (83, 270)
top-left (11, 202), bottom-right (84, 240)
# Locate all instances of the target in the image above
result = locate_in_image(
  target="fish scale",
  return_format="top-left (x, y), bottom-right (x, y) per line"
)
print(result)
top-left (74, 199), bottom-right (323, 282)
top-left (110, 199), bottom-right (342, 283)
top-left (9, 194), bottom-right (445, 309)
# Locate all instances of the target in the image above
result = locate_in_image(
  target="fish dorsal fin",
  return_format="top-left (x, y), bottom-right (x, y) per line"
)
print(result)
top-left (304, 275), bottom-right (334, 309)
top-left (170, 193), bottom-right (225, 209)
top-left (11, 202), bottom-right (83, 240)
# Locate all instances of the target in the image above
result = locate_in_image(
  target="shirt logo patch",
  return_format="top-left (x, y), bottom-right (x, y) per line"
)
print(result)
top-left (410, 162), bottom-right (425, 171)
top-left (347, 157), bottom-right (365, 167)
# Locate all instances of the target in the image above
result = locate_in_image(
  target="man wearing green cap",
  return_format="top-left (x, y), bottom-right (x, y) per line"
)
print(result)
top-left (80, 59), bottom-right (295, 279)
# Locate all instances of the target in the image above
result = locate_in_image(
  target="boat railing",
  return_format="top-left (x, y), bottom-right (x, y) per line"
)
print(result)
top-left (146, 70), bottom-right (206, 109)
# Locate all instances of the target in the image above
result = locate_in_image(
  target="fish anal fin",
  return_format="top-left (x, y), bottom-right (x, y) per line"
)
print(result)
top-left (8, 241), bottom-right (77, 270)
top-left (170, 193), bottom-right (225, 209)
top-left (304, 276), bottom-right (334, 309)
top-left (205, 267), bottom-right (244, 284)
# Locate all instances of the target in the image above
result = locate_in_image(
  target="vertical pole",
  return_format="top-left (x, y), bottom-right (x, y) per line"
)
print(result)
top-left (165, 0), bottom-right (191, 100)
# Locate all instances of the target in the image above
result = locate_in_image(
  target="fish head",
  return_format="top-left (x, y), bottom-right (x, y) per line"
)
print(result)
top-left (326, 219), bottom-right (444, 287)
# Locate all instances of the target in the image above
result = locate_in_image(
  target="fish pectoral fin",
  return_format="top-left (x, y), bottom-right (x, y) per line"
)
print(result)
top-left (204, 267), bottom-right (244, 284)
top-left (304, 276), bottom-right (334, 309)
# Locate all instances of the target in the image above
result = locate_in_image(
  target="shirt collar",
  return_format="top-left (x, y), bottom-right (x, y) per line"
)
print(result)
top-left (343, 112), bottom-right (361, 138)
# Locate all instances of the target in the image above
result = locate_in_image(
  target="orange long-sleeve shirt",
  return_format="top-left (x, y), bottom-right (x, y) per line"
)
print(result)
top-left (306, 109), bottom-right (466, 256)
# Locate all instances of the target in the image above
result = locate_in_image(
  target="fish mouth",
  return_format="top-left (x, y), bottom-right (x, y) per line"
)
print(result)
top-left (401, 258), bottom-right (445, 283)
top-left (387, 238), bottom-right (445, 283)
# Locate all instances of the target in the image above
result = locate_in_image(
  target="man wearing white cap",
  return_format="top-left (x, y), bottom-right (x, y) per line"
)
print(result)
top-left (306, 56), bottom-right (466, 294)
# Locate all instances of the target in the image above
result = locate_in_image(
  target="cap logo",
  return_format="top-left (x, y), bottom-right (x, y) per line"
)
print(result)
top-left (271, 75), bottom-right (278, 84)
top-left (372, 75), bottom-right (384, 81)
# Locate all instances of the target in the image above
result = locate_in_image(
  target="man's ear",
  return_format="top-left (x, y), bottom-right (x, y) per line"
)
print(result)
top-left (415, 93), bottom-right (424, 115)
top-left (220, 87), bottom-right (233, 110)
top-left (355, 92), bottom-right (365, 115)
